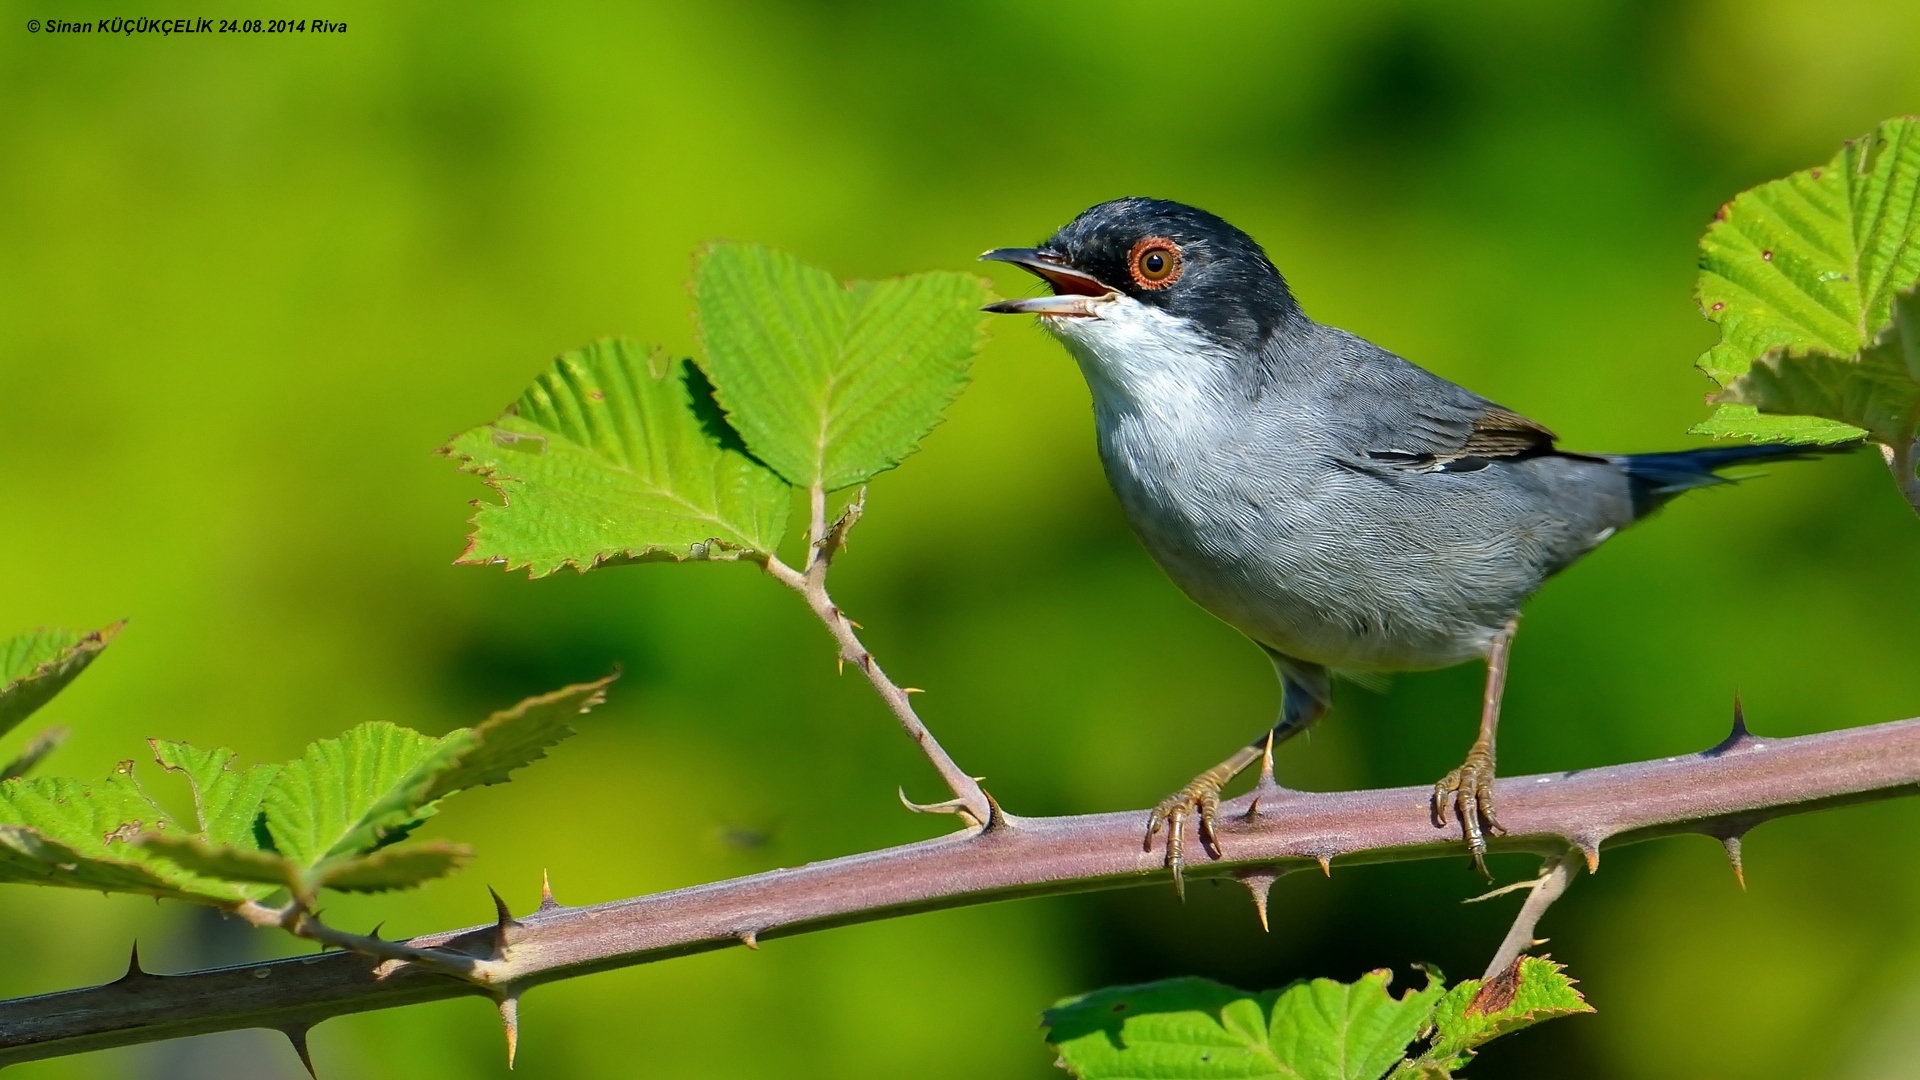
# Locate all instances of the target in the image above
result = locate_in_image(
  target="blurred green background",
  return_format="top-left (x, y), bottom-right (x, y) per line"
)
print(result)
top-left (4, 1), bottom-right (1920, 1076)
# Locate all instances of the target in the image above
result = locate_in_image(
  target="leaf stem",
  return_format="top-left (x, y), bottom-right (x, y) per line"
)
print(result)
top-left (1480, 853), bottom-right (1579, 980)
top-left (804, 483), bottom-right (829, 572)
top-left (232, 900), bottom-right (501, 986)
top-left (765, 487), bottom-right (989, 824)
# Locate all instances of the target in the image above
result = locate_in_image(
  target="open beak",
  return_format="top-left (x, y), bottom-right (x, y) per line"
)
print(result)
top-left (978, 248), bottom-right (1114, 317)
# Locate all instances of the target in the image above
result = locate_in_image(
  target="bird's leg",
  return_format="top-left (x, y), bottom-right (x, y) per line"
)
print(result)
top-left (1145, 743), bottom-right (1263, 897)
top-left (1146, 656), bottom-right (1327, 898)
top-left (1432, 617), bottom-right (1518, 877)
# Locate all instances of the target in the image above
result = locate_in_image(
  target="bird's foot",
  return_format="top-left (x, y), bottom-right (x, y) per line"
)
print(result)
top-left (1144, 768), bottom-right (1233, 899)
top-left (1432, 746), bottom-right (1505, 878)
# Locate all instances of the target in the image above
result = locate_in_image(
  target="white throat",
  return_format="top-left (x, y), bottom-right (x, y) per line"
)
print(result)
top-left (1043, 296), bottom-right (1239, 440)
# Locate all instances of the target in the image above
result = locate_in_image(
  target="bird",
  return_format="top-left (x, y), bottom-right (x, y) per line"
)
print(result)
top-left (979, 197), bottom-right (1840, 891)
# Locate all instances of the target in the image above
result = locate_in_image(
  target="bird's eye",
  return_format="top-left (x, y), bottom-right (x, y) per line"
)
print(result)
top-left (1128, 237), bottom-right (1183, 289)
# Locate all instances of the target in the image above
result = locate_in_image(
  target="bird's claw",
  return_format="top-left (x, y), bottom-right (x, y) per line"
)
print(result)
top-left (1145, 772), bottom-right (1228, 899)
top-left (1432, 747), bottom-right (1504, 878)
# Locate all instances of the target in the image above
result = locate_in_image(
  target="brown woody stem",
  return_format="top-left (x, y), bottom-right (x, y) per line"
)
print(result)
top-left (763, 488), bottom-right (990, 824)
top-left (1479, 852), bottom-right (1579, 980)
top-left (230, 901), bottom-right (498, 986)
top-left (3, 710), bottom-right (1918, 1066)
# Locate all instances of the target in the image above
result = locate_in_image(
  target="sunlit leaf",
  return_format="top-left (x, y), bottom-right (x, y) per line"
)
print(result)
top-left (0, 622), bottom-right (124, 739)
top-left (0, 763), bottom-right (243, 902)
top-left (445, 338), bottom-right (791, 577)
top-left (335, 674), bottom-right (613, 865)
top-left (1717, 286), bottom-right (1920, 449)
top-left (0, 677), bottom-right (605, 906)
top-left (262, 721), bottom-right (442, 872)
top-left (313, 840), bottom-right (471, 892)
top-left (151, 740), bottom-right (282, 850)
top-left (137, 833), bottom-right (294, 889)
top-left (262, 675), bottom-right (613, 879)
top-left (1045, 970), bottom-right (1445, 1080)
top-left (694, 243), bottom-right (993, 492)
top-left (1395, 957), bottom-right (1592, 1077)
top-left (1692, 116), bottom-right (1920, 444)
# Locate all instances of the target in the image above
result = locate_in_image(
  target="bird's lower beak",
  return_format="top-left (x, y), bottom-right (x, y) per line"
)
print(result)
top-left (978, 247), bottom-right (1114, 317)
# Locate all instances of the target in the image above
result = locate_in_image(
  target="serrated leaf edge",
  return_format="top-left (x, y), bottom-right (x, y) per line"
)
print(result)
top-left (440, 429), bottom-right (767, 576)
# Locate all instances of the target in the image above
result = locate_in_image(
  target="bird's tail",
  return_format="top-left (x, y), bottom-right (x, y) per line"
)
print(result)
top-left (1610, 442), bottom-right (1852, 518)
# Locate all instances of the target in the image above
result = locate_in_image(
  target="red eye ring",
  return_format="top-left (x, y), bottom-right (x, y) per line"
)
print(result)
top-left (1129, 237), bottom-right (1183, 289)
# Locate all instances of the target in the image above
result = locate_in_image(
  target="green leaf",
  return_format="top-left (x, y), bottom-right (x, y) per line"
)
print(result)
top-left (262, 675), bottom-right (613, 879)
top-left (262, 721), bottom-right (443, 871)
top-left (0, 621), bottom-right (124, 739)
top-left (445, 338), bottom-right (791, 577)
top-left (1717, 286), bottom-right (1920, 449)
top-left (151, 740), bottom-right (282, 850)
top-left (312, 840), bottom-right (471, 892)
top-left (1045, 970), bottom-right (1445, 1080)
top-left (136, 833), bottom-right (294, 889)
top-left (694, 243), bottom-right (993, 492)
top-left (363, 673), bottom-right (613, 814)
top-left (0, 763), bottom-right (244, 902)
top-left (1397, 957), bottom-right (1592, 1077)
top-left (0, 824), bottom-right (186, 897)
top-left (1692, 116), bottom-right (1920, 443)
top-left (1684, 404), bottom-right (1862, 443)
top-left (137, 741), bottom-right (294, 901)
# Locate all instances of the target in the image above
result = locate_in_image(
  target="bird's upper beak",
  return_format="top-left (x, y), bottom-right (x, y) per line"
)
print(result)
top-left (978, 248), bottom-right (1114, 317)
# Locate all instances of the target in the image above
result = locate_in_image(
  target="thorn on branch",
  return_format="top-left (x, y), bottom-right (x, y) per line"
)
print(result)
top-left (1698, 819), bottom-right (1755, 890)
top-left (1237, 870), bottom-right (1281, 932)
top-left (897, 787), bottom-right (965, 815)
top-left (489, 888), bottom-right (524, 957)
top-left (739, 930), bottom-right (759, 951)
top-left (114, 942), bottom-right (152, 984)
top-left (898, 786), bottom-right (987, 829)
top-left (1463, 875), bottom-right (1549, 904)
top-left (1723, 835), bottom-right (1747, 890)
top-left (1315, 855), bottom-right (1332, 877)
top-left (539, 870), bottom-right (563, 912)
top-left (281, 1024), bottom-right (318, 1078)
top-left (1708, 696), bottom-right (1761, 757)
top-left (494, 991), bottom-right (521, 1069)
top-left (981, 790), bottom-right (1009, 833)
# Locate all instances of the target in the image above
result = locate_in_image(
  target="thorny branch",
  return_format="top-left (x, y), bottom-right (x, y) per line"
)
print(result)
top-left (4, 707), bottom-right (1919, 1069)
top-left (760, 485), bottom-right (991, 825)
top-left (230, 899), bottom-right (491, 986)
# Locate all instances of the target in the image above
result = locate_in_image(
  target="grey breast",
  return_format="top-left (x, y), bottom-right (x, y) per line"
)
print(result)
top-left (1095, 324), bottom-right (1636, 672)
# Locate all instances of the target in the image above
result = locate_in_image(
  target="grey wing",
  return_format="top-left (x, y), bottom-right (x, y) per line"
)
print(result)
top-left (1307, 329), bottom-right (1562, 472)
top-left (1301, 329), bottom-right (1637, 583)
